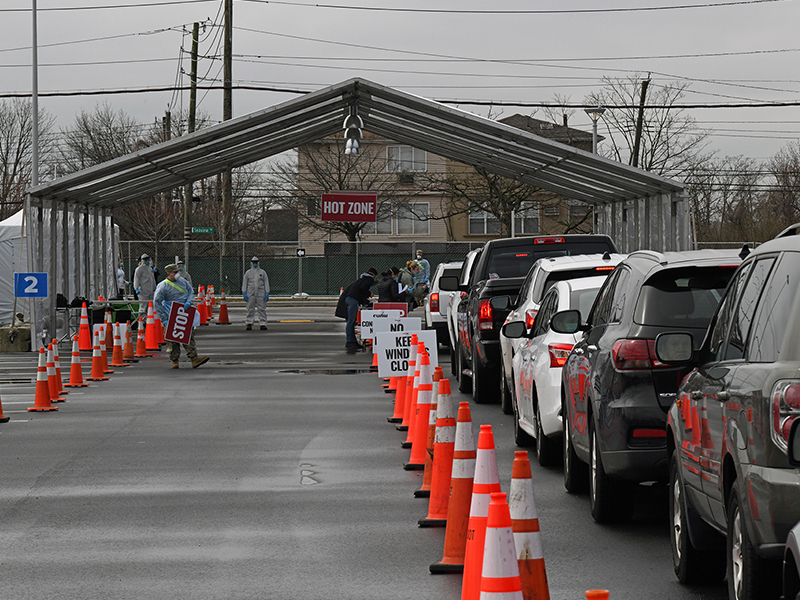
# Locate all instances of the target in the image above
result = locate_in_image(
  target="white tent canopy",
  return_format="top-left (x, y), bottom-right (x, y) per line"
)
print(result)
top-left (0, 210), bottom-right (28, 327)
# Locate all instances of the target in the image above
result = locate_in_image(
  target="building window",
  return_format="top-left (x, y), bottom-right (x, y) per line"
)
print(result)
top-left (387, 146), bottom-right (427, 172)
top-left (363, 210), bottom-right (393, 235)
top-left (514, 202), bottom-right (539, 235)
top-left (469, 210), bottom-right (501, 235)
top-left (397, 202), bottom-right (430, 235)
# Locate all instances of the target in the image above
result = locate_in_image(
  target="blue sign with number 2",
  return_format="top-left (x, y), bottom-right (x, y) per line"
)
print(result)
top-left (14, 273), bottom-right (48, 298)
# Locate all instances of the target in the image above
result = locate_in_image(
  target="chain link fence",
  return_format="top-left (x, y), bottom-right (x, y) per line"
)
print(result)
top-left (119, 240), bottom-right (483, 297)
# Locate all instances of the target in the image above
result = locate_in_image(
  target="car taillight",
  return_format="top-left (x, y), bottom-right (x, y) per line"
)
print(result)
top-left (478, 299), bottom-right (493, 330)
top-left (595, 266), bottom-right (615, 272)
top-left (611, 339), bottom-right (673, 370)
top-left (525, 309), bottom-right (537, 330)
top-left (430, 292), bottom-right (439, 313)
top-left (771, 380), bottom-right (800, 453)
top-left (548, 343), bottom-right (573, 368)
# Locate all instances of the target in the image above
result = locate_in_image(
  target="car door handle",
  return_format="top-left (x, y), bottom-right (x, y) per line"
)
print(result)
top-left (572, 348), bottom-right (584, 355)
top-left (717, 391), bottom-right (730, 401)
top-left (587, 345), bottom-right (598, 352)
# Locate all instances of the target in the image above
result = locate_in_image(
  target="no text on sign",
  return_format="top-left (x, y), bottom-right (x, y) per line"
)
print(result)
top-left (321, 191), bottom-right (377, 222)
top-left (14, 272), bottom-right (48, 298)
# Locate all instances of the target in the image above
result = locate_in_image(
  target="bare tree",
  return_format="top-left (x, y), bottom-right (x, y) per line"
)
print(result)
top-left (585, 75), bottom-right (710, 178)
top-left (0, 98), bottom-right (55, 219)
top-left (272, 136), bottom-right (419, 241)
top-left (766, 141), bottom-right (800, 231)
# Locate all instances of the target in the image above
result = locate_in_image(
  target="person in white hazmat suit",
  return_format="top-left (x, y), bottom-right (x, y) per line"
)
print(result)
top-left (241, 256), bottom-right (270, 330)
top-left (133, 253), bottom-right (157, 322)
top-left (176, 259), bottom-right (192, 287)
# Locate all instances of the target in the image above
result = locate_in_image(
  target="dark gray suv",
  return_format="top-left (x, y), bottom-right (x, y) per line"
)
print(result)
top-left (656, 231), bottom-right (800, 600)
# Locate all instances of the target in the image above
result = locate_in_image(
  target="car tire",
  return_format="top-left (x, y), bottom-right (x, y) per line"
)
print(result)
top-left (534, 397), bottom-right (557, 467)
top-left (669, 452), bottom-right (726, 584)
top-left (513, 389), bottom-right (534, 447)
top-left (457, 344), bottom-right (472, 394)
top-left (472, 349), bottom-right (497, 404)
top-left (563, 395), bottom-right (588, 493)
top-left (500, 372), bottom-right (513, 415)
top-left (727, 481), bottom-right (782, 600)
top-left (589, 420), bottom-right (634, 523)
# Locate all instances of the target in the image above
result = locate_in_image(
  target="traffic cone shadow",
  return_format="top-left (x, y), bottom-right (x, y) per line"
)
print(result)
top-left (479, 492), bottom-right (524, 600)
top-left (461, 424), bottom-right (502, 600)
top-left (29, 347), bottom-right (58, 411)
top-left (510, 451), bottom-right (550, 600)
top-left (430, 401), bottom-right (475, 574)
top-left (420, 378), bottom-right (455, 525)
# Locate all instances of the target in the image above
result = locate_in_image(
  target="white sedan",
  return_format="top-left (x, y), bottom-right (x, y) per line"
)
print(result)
top-left (506, 276), bottom-right (606, 466)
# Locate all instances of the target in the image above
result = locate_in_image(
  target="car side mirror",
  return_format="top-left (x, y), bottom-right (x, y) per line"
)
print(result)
top-left (501, 321), bottom-right (529, 339)
top-left (550, 310), bottom-right (583, 334)
top-left (654, 332), bottom-right (695, 365)
top-left (490, 296), bottom-right (511, 311)
top-left (789, 419), bottom-right (800, 467)
top-left (438, 276), bottom-right (459, 292)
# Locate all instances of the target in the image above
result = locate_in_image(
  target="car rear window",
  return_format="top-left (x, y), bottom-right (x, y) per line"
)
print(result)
top-left (485, 241), bottom-right (615, 279)
top-left (570, 288), bottom-right (602, 320)
top-left (537, 267), bottom-right (615, 304)
top-left (634, 266), bottom-right (736, 328)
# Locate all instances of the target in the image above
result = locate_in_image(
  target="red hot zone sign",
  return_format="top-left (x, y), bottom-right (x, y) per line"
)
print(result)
top-left (321, 192), bottom-right (377, 222)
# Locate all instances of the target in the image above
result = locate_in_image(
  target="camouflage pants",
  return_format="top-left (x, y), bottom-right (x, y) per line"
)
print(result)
top-left (165, 327), bottom-right (198, 362)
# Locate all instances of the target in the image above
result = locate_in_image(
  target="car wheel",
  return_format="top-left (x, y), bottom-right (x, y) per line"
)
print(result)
top-left (513, 390), bottom-right (534, 447)
top-left (534, 398), bottom-right (557, 467)
top-left (500, 372), bottom-right (513, 415)
top-left (727, 482), bottom-right (782, 600)
top-left (457, 344), bottom-right (472, 394)
top-left (472, 349), bottom-right (497, 404)
top-left (669, 452), bottom-right (726, 584)
top-left (563, 396), bottom-right (588, 493)
top-left (589, 420), bottom-right (634, 523)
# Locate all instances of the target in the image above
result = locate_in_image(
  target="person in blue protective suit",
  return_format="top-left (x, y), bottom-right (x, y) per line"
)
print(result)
top-left (241, 256), bottom-right (270, 330)
top-left (153, 263), bottom-right (209, 369)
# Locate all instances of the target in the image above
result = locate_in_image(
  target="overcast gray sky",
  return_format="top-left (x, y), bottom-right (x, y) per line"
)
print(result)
top-left (2, 0), bottom-right (799, 164)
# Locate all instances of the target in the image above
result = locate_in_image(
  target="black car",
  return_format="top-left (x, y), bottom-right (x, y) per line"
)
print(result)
top-left (552, 249), bottom-right (741, 523)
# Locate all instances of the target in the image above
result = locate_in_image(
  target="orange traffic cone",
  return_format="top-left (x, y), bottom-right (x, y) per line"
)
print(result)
top-left (29, 347), bottom-right (58, 411)
top-left (404, 340), bottom-right (428, 450)
top-left (416, 367), bottom-right (444, 497)
top-left (396, 335), bottom-right (419, 432)
top-left (388, 375), bottom-right (407, 423)
top-left (104, 311), bottom-right (114, 352)
top-left (585, 591), bottom-right (609, 599)
top-left (370, 352), bottom-right (378, 372)
top-left (110, 323), bottom-right (129, 367)
top-left (123, 320), bottom-right (137, 362)
top-left (135, 317), bottom-right (152, 358)
top-left (406, 348), bottom-right (433, 470)
top-left (462, 424), bottom-right (502, 600)
top-left (145, 303), bottom-right (159, 351)
top-left (480, 492), bottom-right (524, 600)
top-left (51, 339), bottom-right (68, 396)
top-left (510, 451), bottom-right (550, 600)
top-left (198, 287), bottom-right (208, 325)
top-left (46, 344), bottom-right (66, 403)
top-left (430, 401), bottom-right (476, 573)
top-left (216, 289), bottom-right (231, 325)
top-left (420, 378), bottom-right (455, 526)
top-left (385, 376), bottom-right (398, 394)
top-left (402, 346), bottom-right (422, 448)
top-left (209, 285), bottom-right (216, 307)
top-left (205, 292), bottom-right (213, 320)
top-left (64, 335), bottom-right (88, 388)
top-left (87, 331), bottom-right (109, 381)
top-left (154, 312), bottom-right (166, 345)
top-left (97, 325), bottom-right (113, 374)
top-left (0, 390), bottom-right (9, 423)
top-left (78, 302), bottom-right (92, 351)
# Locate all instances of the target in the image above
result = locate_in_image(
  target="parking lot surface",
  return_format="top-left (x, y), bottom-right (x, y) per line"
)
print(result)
top-left (0, 305), bottom-right (727, 599)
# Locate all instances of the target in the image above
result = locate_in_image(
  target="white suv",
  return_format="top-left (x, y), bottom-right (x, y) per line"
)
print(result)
top-left (498, 252), bottom-right (625, 414)
top-left (424, 261), bottom-right (463, 346)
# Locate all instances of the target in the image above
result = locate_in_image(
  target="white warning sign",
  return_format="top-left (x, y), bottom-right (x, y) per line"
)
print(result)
top-left (358, 309), bottom-right (404, 340)
top-left (374, 330), bottom-right (437, 377)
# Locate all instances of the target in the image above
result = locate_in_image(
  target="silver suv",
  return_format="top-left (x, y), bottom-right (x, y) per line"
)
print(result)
top-left (656, 230), bottom-right (800, 600)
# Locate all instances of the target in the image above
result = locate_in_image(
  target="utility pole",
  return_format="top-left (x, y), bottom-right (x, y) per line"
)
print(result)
top-left (631, 75), bottom-right (650, 169)
top-left (221, 0), bottom-right (233, 254)
top-left (183, 22), bottom-right (199, 267)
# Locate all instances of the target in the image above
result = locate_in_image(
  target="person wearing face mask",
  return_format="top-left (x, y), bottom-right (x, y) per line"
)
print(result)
top-left (241, 256), bottom-right (270, 330)
top-left (377, 266), bottom-right (409, 302)
top-left (133, 253), bottom-right (157, 321)
top-left (116, 260), bottom-right (128, 299)
top-left (176, 259), bottom-right (192, 287)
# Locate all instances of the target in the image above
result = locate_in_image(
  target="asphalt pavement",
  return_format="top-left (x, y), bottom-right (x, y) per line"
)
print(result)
top-left (0, 304), bottom-right (728, 600)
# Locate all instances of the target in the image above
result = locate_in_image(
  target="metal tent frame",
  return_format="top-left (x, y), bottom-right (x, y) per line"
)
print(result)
top-left (25, 77), bottom-right (690, 349)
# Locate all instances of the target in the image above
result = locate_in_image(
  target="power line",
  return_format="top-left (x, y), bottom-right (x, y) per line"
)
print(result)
top-left (0, 0), bottom-right (216, 12)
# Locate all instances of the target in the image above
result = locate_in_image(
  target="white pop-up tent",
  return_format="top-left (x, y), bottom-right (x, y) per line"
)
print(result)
top-left (0, 210), bottom-right (28, 327)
